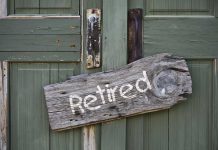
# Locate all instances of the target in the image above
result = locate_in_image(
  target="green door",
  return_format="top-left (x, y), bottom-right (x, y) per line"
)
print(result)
top-left (0, 0), bottom-right (218, 150)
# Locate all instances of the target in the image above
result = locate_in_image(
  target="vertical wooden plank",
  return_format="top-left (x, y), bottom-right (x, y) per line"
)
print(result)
top-left (126, 116), bottom-right (144, 150)
top-left (128, 0), bottom-right (144, 9)
top-left (126, 7), bottom-right (144, 150)
top-left (0, 62), bottom-right (8, 150)
top-left (169, 60), bottom-right (212, 150)
top-left (15, 0), bottom-right (39, 14)
top-left (9, 0), bottom-right (15, 14)
top-left (144, 111), bottom-right (169, 150)
top-left (102, 0), bottom-right (127, 70)
top-left (0, 0), bottom-right (7, 17)
top-left (101, 0), bottom-right (127, 150)
top-left (215, 0), bottom-right (218, 17)
top-left (39, 0), bottom-right (79, 15)
top-left (81, 1), bottom-right (102, 150)
top-left (10, 63), bottom-right (50, 150)
top-left (212, 59), bottom-right (218, 150)
top-left (177, 0), bottom-right (191, 15)
top-left (86, 9), bottom-right (101, 69)
top-left (49, 63), bottom-right (82, 150)
top-left (127, 8), bottom-right (143, 63)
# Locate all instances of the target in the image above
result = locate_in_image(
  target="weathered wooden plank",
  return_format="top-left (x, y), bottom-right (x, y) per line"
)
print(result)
top-left (128, 0), bottom-right (144, 9)
top-left (39, 0), bottom-right (79, 15)
top-left (15, 0), bottom-right (39, 14)
top-left (169, 60), bottom-right (212, 150)
top-left (49, 63), bottom-right (82, 150)
top-left (86, 9), bottom-right (101, 69)
top-left (101, 0), bottom-right (128, 149)
top-left (0, 0), bottom-right (7, 17)
top-left (126, 115), bottom-right (144, 150)
top-left (0, 18), bottom-right (80, 34)
top-left (146, 0), bottom-right (212, 15)
top-left (128, 8), bottom-right (143, 63)
top-left (144, 18), bottom-right (218, 59)
top-left (215, 0), bottom-right (218, 17)
top-left (44, 53), bottom-right (192, 131)
top-left (212, 59), bottom-right (218, 150)
top-left (0, 62), bottom-right (8, 150)
top-left (0, 51), bottom-right (80, 61)
top-left (0, 34), bottom-right (80, 52)
top-left (126, 7), bottom-right (144, 150)
top-left (81, 1), bottom-right (103, 150)
top-left (10, 63), bottom-right (50, 150)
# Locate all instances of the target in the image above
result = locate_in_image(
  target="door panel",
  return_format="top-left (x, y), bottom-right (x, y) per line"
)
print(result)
top-left (10, 63), bottom-right (82, 150)
top-left (0, 18), bottom-right (81, 61)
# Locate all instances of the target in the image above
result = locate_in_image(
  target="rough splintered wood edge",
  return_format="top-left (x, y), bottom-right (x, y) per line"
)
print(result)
top-left (0, 61), bottom-right (8, 150)
top-left (86, 9), bottom-right (101, 69)
top-left (44, 53), bottom-right (192, 131)
top-left (128, 8), bottom-right (143, 63)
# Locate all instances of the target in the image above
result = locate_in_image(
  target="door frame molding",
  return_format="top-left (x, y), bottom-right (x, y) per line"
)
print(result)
top-left (0, 61), bottom-right (8, 150)
top-left (0, 0), bottom-right (7, 17)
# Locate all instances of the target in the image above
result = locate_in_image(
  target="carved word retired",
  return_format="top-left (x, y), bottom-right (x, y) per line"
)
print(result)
top-left (69, 71), bottom-right (151, 114)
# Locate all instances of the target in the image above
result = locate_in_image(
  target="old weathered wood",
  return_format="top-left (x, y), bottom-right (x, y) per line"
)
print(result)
top-left (0, 0), bottom-right (7, 18)
top-left (215, 0), bottom-right (218, 17)
top-left (82, 2), bottom-right (102, 150)
top-left (144, 18), bottom-right (218, 59)
top-left (44, 53), bottom-right (192, 131)
top-left (128, 8), bottom-right (143, 63)
top-left (0, 62), bottom-right (8, 150)
top-left (86, 9), bottom-right (101, 69)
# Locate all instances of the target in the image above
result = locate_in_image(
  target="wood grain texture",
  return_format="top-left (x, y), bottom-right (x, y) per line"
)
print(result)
top-left (86, 9), bottom-right (101, 69)
top-left (0, 34), bottom-right (80, 52)
top-left (0, 62), bottom-right (8, 150)
top-left (144, 18), bottom-right (218, 59)
top-left (39, 0), bottom-right (79, 15)
top-left (128, 8), bottom-right (143, 63)
top-left (169, 60), bottom-right (212, 150)
top-left (0, 51), bottom-right (80, 61)
top-left (146, 0), bottom-right (213, 15)
top-left (81, 1), bottom-right (103, 150)
top-left (49, 63), bottom-right (82, 150)
top-left (0, 18), bottom-right (80, 34)
top-left (0, 0), bottom-right (7, 17)
top-left (215, 0), bottom-right (218, 17)
top-left (213, 59), bottom-right (218, 150)
top-left (101, 1), bottom-right (127, 149)
top-left (10, 0), bottom-right (79, 14)
top-left (44, 53), bottom-right (192, 131)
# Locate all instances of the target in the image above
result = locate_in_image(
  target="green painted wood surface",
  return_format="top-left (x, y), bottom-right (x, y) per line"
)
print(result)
top-left (169, 60), bottom-right (212, 150)
top-left (10, 0), bottom-right (79, 15)
top-left (0, 52), bottom-right (80, 61)
top-left (49, 63), bottom-right (81, 150)
top-left (212, 59), bottom-right (218, 150)
top-left (80, 1), bottom-right (102, 150)
top-left (10, 63), bottom-right (82, 150)
top-left (15, 0), bottom-right (39, 14)
top-left (215, 0), bottom-right (218, 17)
top-left (145, 0), bottom-right (213, 15)
top-left (5, 1), bottom-right (218, 150)
top-left (0, 34), bottom-right (80, 52)
top-left (144, 18), bottom-right (218, 59)
top-left (0, 18), bottom-right (80, 61)
top-left (0, 18), bottom-right (80, 34)
top-left (101, 0), bottom-right (127, 150)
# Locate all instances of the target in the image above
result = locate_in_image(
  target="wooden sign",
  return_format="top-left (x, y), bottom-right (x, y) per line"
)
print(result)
top-left (44, 53), bottom-right (192, 131)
